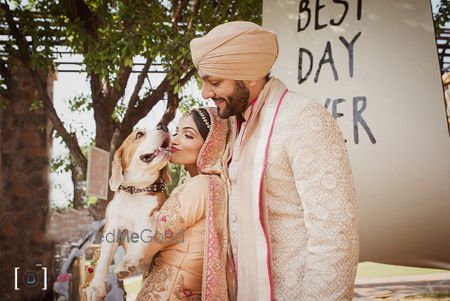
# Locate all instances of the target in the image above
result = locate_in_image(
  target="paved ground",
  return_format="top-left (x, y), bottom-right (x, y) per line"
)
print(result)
top-left (354, 273), bottom-right (450, 300)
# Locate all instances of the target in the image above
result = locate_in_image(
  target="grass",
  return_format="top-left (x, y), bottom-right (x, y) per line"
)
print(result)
top-left (123, 262), bottom-right (450, 299)
top-left (123, 275), bottom-right (143, 299)
top-left (357, 262), bottom-right (449, 278)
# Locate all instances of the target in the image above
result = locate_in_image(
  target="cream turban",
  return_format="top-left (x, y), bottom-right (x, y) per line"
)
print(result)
top-left (190, 21), bottom-right (279, 81)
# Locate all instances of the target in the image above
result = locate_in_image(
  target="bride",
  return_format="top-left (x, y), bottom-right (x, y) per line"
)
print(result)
top-left (135, 107), bottom-right (235, 301)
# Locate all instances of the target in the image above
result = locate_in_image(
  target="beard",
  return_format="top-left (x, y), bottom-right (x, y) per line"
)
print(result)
top-left (213, 80), bottom-right (250, 119)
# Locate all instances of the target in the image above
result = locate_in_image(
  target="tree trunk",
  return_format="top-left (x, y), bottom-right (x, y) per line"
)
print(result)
top-left (70, 156), bottom-right (86, 209)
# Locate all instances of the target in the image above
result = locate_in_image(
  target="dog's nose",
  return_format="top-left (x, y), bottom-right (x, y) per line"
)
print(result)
top-left (156, 123), bottom-right (168, 132)
top-left (140, 153), bottom-right (154, 163)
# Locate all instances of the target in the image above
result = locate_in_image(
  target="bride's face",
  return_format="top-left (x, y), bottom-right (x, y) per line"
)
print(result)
top-left (170, 115), bottom-right (205, 166)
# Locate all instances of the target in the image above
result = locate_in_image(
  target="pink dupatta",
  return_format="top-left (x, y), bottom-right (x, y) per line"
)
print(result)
top-left (196, 107), bottom-right (235, 301)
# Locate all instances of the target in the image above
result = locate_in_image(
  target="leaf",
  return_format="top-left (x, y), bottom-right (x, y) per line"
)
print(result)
top-left (2, 0), bottom-right (263, 208)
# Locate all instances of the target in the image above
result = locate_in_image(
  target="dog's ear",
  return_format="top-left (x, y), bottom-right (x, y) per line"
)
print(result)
top-left (161, 165), bottom-right (172, 185)
top-left (109, 147), bottom-right (124, 191)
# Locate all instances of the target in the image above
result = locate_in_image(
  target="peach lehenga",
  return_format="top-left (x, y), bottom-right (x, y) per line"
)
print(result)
top-left (136, 107), bottom-right (235, 301)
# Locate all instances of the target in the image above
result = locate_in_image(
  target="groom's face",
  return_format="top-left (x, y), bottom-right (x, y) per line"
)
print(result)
top-left (199, 71), bottom-right (250, 119)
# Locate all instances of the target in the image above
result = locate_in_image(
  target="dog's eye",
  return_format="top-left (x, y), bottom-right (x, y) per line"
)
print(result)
top-left (135, 131), bottom-right (145, 139)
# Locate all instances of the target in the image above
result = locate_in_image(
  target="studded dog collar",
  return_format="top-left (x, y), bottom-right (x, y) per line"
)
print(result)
top-left (118, 180), bottom-right (166, 194)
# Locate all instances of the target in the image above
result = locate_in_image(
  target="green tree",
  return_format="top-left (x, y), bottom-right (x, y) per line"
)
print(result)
top-left (434, 0), bottom-right (449, 34)
top-left (0, 0), bottom-right (262, 217)
top-left (434, 0), bottom-right (449, 73)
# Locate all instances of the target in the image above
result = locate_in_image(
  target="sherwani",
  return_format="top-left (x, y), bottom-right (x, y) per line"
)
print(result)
top-left (228, 78), bottom-right (359, 300)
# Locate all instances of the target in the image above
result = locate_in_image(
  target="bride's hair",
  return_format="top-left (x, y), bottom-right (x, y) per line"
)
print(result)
top-left (191, 108), bottom-right (211, 140)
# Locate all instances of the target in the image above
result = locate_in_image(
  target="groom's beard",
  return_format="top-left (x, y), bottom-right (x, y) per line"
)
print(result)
top-left (214, 80), bottom-right (250, 119)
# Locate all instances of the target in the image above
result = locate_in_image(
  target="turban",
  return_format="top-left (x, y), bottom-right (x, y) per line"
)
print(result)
top-left (190, 21), bottom-right (279, 81)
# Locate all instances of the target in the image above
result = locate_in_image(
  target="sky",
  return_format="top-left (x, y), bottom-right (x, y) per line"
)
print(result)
top-left (49, 0), bottom-right (444, 208)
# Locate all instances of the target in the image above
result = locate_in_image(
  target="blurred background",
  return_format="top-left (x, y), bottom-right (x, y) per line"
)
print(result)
top-left (1, 0), bottom-right (449, 300)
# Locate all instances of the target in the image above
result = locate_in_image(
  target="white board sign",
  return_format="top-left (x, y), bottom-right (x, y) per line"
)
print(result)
top-left (263, 0), bottom-right (450, 269)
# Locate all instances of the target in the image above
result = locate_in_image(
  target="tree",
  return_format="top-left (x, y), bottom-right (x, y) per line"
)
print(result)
top-left (434, 0), bottom-right (449, 72)
top-left (434, 0), bottom-right (449, 34)
top-left (1, 0), bottom-right (262, 218)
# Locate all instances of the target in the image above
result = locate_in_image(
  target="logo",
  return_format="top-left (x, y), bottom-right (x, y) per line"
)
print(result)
top-left (14, 264), bottom-right (47, 291)
top-left (23, 271), bottom-right (38, 287)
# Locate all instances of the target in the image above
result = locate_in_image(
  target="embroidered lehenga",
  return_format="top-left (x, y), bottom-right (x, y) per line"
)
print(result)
top-left (136, 107), bottom-right (235, 301)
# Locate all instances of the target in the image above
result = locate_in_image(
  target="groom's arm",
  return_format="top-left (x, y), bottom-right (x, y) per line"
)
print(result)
top-left (287, 102), bottom-right (359, 301)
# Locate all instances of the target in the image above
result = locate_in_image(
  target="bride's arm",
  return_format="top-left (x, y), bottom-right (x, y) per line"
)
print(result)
top-left (143, 175), bottom-right (208, 261)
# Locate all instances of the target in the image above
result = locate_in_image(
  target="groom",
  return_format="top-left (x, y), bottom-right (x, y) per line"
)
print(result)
top-left (190, 21), bottom-right (359, 300)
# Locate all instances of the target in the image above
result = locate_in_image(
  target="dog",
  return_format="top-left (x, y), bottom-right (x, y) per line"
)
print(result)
top-left (84, 125), bottom-right (171, 301)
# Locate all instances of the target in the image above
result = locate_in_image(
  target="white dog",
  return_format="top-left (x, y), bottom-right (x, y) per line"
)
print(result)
top-left (84, 126), bottom-right (171, 301)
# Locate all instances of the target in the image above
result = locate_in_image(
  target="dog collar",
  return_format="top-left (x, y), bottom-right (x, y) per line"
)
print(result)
top-left (118, 181), bottom-right (166, 194)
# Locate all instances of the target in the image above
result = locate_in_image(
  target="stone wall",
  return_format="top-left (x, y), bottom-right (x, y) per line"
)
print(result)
top-left (0, 61), bottom-right (55, 301)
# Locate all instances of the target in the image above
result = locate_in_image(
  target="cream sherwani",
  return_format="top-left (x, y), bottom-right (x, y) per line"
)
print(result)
top-left (228, 78), bottom-right (359, 301)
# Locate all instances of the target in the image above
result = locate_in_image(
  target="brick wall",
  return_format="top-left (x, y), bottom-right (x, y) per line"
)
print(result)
top-left (47, 208), bottom-right (94, 243)
top-left (0, 61), bottom-right (55, 301)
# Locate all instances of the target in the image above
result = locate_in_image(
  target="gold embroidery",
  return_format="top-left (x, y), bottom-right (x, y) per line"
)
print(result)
top-left (173, 274), bottom-right (201, 301)
top-left (265, 98), bottom-right (358, 300)
top-left (155, 186), bottom-right (185, 244)
top-left (202, 176), bottom-right (229, 301)
top-left (135, 107), bottom-right (231, 301)
top-left (136, 256), bottom-right (174, 301)
top-left (80, 248), bottom-right (101, 301)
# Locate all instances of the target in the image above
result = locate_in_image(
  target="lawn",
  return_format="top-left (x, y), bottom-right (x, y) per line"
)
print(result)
top-left (357, 262), bottom-right (449, 278)
top-left (123, 262), bottom-right (449, 299)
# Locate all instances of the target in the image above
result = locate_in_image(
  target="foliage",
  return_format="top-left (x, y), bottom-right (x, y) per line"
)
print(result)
top-left (68, 93), bottom-right (92, 112)
top-left (51, 153), bottom-right (72, 173)
top-left (178, 92), bottom-right (209, 114)
top-left (86, 195), bottom-right (98, 206)
top-left (0, 0), bottom-right (262, 211)
top-left (434, 0), bottom-right (449, 34)
top-left (166, 162), bottom-right (186, 195)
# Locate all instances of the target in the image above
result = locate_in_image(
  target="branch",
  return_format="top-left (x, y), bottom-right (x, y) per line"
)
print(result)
top-left (179, 67), bottom-right (197, 87)
top-left (159, 67), bottom-right (196, 126)
top-left (38, 77), bottom-right (87, 173)
top-left (90, 73), bottom-right (105, 107)
top-left (172, 0), bottom-right (189, 31)
top-left (136, 78), bottom-right (171, 118)
top-left (107, 1), bottom-right (135, 108)
top-left (187, 0), bottom-right (200, 31)
top-left (126, 57), bottom-right (151, 114)
top-left (120, 77), bottom-right (170, 135)
top-left (1, 1), bottom-right (87, 173)
top-left (229, 1), bottom-right (239, 20)
top-left (66, 0), bottom-right (99, 40)
top-left (105, 64), bottom-right (132, 114)
top-left (0, 2), bottom-right (33, 65)
top-left (159, 90), bottom-right (180, 126)
top-left (113, 65), bottom-right (132, 101)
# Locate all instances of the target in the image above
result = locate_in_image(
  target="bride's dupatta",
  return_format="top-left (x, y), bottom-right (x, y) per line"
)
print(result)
top-left (196, 107), bottom-right (236, 301)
